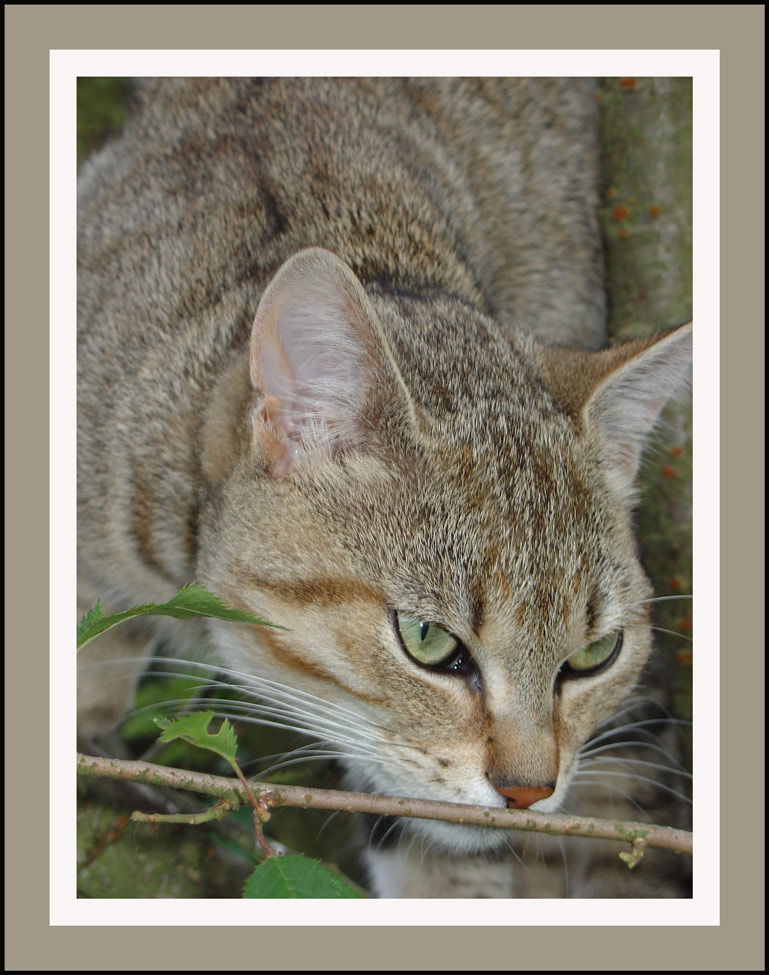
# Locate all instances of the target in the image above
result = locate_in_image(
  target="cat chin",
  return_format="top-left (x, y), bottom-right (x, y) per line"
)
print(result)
top-left (404, 815), bottom-right (514, 856)
top-left (386, 778), bottom-right (572, 854)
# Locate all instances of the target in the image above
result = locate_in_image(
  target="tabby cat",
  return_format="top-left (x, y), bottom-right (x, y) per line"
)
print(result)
top-left (77, 78), bottom-right (691, 898)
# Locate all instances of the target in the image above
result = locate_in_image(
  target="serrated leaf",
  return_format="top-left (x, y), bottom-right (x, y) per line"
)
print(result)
top-left (242, 854), bottom-right (362, 899)
top-left (77, 584), bottom-right (285, 650)
top-left (154, 711), bottom-right (239, 768)
top-left (76, 600), bottom-right (103, 645)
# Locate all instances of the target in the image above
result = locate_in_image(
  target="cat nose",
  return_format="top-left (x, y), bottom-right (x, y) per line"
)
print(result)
top-left (494, 784), bottom-right (554, 809)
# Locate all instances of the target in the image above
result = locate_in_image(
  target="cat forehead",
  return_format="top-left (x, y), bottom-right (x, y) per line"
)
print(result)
top-left (293, 426), bottom-right (618, 613)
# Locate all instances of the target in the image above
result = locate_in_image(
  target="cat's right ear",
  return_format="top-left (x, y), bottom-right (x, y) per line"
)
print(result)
top-left (250, 248), bottom-right (411, 478)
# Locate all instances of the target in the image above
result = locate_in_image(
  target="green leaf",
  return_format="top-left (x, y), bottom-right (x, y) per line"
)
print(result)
top-left (77, 584), bottom-right (285, 650)
top-left (242, 854), bottom-right (362, 899)
top-left (76, 600), bottom-right (104, 645)
top-left (154, 711), bottom-right (239, 768)
top-left (121, 675), bottom-right (205, 743)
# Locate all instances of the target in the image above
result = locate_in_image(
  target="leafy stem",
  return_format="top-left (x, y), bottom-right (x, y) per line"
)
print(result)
top-left (77, 584), bottom-right (284, 651)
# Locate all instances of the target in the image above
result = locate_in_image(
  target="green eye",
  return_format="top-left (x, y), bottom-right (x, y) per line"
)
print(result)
top-left (395, 613), bottom-right (462, 667)
top-left (565, 630), bottom-right (622, 674)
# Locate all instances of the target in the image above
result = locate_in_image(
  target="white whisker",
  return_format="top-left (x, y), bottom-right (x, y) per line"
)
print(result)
top-left (569, 777), bottom-right (650, 818)
top-left (621, 594), bottom-right (693, 609)
top-left (590, 695), bottom-right (678, 731)
top-left (370, 817), bottom-right (403, 853)
top-left (114, 658), bottom-right (393, 751)
top-left (651, 625), bottom-right (693, 642)
top-left (579, 754), bottom-right (692, 782)
top-left (584, 717), bottom-right (692, 751)
top-left (316, 810), bottom-right (344, 844)
top-left (579, 740), bottom-right (691, 776)
top-left (573, 768), bottom-right (692, 804)
top-left (130, 693), bottom-right (386, 762)
top-left (255, 751), bottom-right (394, 778)
top-left (147, 655), bottom-right (390, 735)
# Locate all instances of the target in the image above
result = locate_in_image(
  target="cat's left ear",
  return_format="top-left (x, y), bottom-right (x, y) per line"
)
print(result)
top-left (539, 322), bottom-right (692, 496)
top-left (250, 248), bottom-right (412, 478)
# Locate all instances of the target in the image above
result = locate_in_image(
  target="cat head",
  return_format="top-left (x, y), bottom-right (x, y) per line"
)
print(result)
top-left (199, 248), bottom-right (692, 853)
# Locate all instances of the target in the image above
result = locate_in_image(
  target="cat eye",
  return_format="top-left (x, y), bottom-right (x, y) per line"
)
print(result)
top-left (393, 612), bottom-right (470, 673)
top-left (561, 630), bottom-right (623, 677)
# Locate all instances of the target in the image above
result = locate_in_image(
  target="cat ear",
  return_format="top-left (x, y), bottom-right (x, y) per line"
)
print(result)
top-left (539, 323), bottom-right (692, 495)
top-left (250, 248), bottom-right (404, 478)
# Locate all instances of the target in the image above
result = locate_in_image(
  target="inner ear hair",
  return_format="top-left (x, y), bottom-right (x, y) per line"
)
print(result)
top-left (249, 248), bottom-right (412, 478)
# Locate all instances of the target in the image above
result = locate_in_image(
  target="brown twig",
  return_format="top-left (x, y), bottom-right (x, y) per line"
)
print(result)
top-left (77, 752), bottom-right (693, 859)
top-left (230, 761), bottom-right (275, 859)
top-left (131, 797), bottom-right (236, 826)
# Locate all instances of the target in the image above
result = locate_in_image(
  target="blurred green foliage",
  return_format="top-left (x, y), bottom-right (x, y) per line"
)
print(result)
top-left (77, 77), bottom-right (131, 167)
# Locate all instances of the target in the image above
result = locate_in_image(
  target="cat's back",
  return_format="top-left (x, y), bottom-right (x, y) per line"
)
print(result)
top-left (78, 78), bottom-right (605, 352)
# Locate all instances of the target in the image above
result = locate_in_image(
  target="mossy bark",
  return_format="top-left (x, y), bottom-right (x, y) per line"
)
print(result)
top-left (596, 77), bottom-right (693, 732)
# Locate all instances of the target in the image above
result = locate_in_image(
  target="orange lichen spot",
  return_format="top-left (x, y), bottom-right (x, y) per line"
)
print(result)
top-left (676, 649), bottom-right (693, 666)
top-left (648, 205), bottom-right (662, 218)
top-left (662, 464), bottom-right (677, 479)
top-left (605, 187), bottom-right (616, 200)
top-left (612, 204), bottom-right (630, 221)
top-left (617, 227), bottom-right (628, 240)
top-left (619, 77), bottom-right (636, 91)
top-left (679, 616), bottom-right (693, 633)
top-left (669, 445), bottom-right (685, 459)
top-left (667, 576), bottom-right (683, 591)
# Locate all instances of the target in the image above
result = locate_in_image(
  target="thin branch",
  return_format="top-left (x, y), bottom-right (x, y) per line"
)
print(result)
top-left (77, 752), bottom-right (692, 857)
top-left (132, 798), bottom-right (236, 825)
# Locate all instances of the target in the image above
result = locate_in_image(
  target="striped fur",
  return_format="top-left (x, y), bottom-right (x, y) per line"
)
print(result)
top-left (78, 79), bottom-right (690, 898)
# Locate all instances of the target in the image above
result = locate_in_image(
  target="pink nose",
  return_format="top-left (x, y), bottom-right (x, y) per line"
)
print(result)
top-left (494, 784), bottom-right (554, 809)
